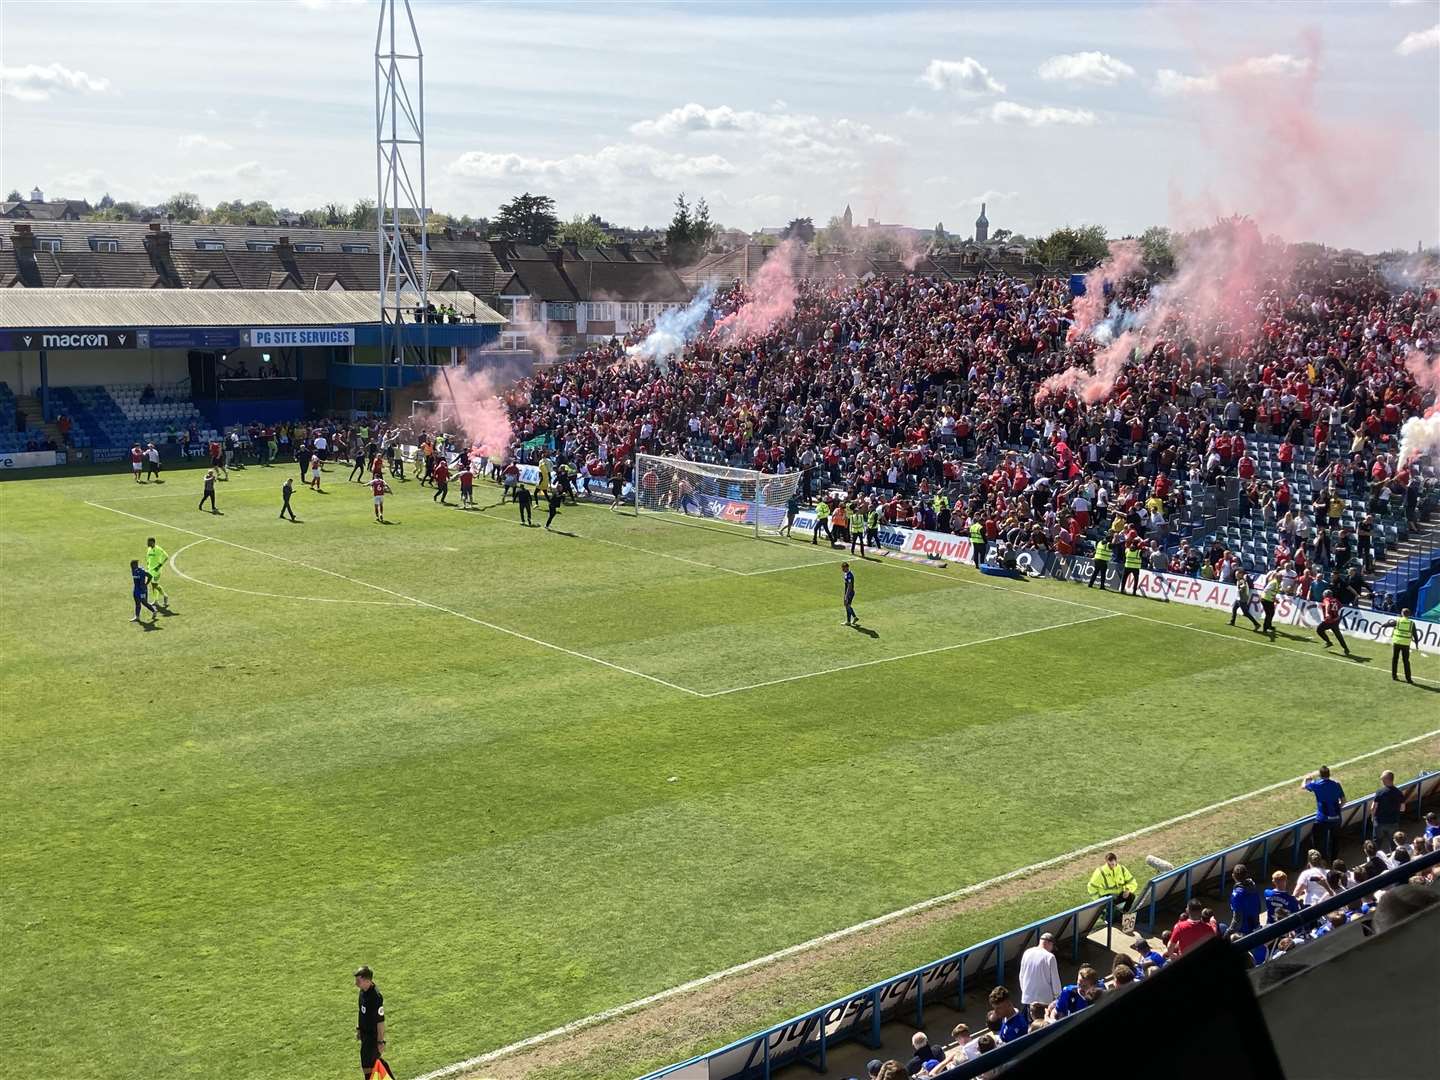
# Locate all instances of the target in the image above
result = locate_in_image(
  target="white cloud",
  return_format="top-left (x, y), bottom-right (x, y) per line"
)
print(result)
top-left (0, 62), bottom-right (109, 102)
top-left (1037, 51), bottom-right (1135, 86)
top-left (918, 58), bottom-right (1005, 96)
top-left (1239, 53), bottom-right (1311, 77)
top-left (178, 133), bottom-right (234, 153)
top-left (1396, 24), bottom-right (1440, 55)
top-left (251, 110), bottom-right (270, 130)
top-left (987, 101), bottom-right (1097, 127)
top-left (630, 103), bottom-right (896, 146)
top-left (903, 106), bottom-right (935, 122)
top-left (448, 144), bottom-right (738, 186)
top-left (961, 189), bottom-right (1019, 206)
top-left (181, 160), bottom-right (288, 191)
top-left (1154, 53), bottom-right (1311, 96)
top-left (1153, 68), bottom-right (1218, 96)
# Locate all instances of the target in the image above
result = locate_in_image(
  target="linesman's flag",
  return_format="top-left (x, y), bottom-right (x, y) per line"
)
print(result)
top-left (373, 1059), bottom-right (396, 1080)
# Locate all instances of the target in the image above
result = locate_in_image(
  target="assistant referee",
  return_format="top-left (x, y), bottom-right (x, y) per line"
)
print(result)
top-left (354, 965), bottom-right (387, 1078)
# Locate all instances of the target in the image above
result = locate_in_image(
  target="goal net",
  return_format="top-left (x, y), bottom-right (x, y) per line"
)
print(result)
top-left (634, 453), bottom-right (804, 537)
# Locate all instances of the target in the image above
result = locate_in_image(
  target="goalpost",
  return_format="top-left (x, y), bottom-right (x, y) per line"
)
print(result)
top-left (410, 399), bottom-right (456, 427)
top-left (634, 453), bottom-right (804, 539)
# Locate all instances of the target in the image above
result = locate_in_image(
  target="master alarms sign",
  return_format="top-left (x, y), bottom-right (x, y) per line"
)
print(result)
top-left (249, 327), bottom-right (354, 347)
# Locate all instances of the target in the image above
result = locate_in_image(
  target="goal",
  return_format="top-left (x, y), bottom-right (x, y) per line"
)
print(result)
top-left (410, 399), bottom-right (456, 427)
top-left (634, 453), bottom-right (804, 538)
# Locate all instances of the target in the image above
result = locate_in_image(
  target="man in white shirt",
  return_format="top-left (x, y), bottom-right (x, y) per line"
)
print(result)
top-left (1018, 932), bottom-right (1062, 1008)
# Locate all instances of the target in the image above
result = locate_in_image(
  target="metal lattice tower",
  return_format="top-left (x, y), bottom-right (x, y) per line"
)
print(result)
top-left (375, 0), bottom-right (427, 369)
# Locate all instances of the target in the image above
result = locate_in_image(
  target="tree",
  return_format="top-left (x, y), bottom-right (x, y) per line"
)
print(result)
top-left (1034, 224), bottom-right (1109, 268)
top-left (97, 193), bottom-right (115, 210)
top-left (161, 191), bottom-right (205, 222)
top-left (781, 217), bottom-right (815, 244)
top-left (4, 189), bottom-right (20, 202)
top-left (348, 198), bottom-right (377, 231)
top-left (491, 192), bottom-right (559, 246)
top-left (666, 192), bottom-right (716, 265)
top-left (692, 197), bottom-right (715, 247)
top-left (991, 227), bottom-right (1012, 243)
top-left (814, 214), bottom-right (854, 254)
top-left (556, 214), bottom-right (609, 248)
top-left (1138, 225), bottom-right (1176, 275)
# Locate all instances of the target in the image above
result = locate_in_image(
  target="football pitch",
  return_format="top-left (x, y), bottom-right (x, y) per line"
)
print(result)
top-left (3, 461), bottom-right (1436, 1080)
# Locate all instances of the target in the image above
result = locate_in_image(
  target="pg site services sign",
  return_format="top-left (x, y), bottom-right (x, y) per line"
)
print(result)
top-left (246, 327), bottom-right (355, 348)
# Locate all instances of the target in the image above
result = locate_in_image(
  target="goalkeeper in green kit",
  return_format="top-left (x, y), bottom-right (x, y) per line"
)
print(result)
top-left (145, 537), bottom-right (172, 609)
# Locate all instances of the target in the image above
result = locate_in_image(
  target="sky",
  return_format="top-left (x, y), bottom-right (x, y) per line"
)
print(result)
top-left (1, 0), bottom-right (1438, 251)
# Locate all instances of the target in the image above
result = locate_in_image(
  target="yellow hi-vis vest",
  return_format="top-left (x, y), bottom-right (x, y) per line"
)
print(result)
top-left (1124, 547), bottom-right (1141, 569)
top-left (1094, 541), bottom-right (1112, 562)
top-left (1263, 578), bottom-right (1281, 601)
top-left (1393, 617), bottom-right (1414, 647)
top-left (970, 522), bottom-right (983, 542)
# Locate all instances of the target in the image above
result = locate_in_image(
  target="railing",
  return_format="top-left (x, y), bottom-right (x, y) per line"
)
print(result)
top-left (642, 770), bottom-right (1440, 1080)
top-left (640, 896), bottom-right (1116, 1080)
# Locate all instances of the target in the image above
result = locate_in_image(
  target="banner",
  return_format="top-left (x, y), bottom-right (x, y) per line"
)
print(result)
top-left (3, 328), bottom-right (136, 350)
top-left (0, 450), bottom-right (60, 468)
top-left (137, 328), bottom-right (242, 350)
top-left (247, 327), bottom-right (354, 348)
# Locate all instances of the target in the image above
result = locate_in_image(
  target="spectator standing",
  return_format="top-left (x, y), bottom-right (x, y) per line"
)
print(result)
top-left (1263, 871), bottom-right (1302, 924)
top-left (1370, 770), bottom-right (1407, 848)
top-left (1018, 932), bottom-right (1062, 1009)
top-left (986, 987), bottom-right (1028, 1043)
top-left (1302, 766), bottom-right (1346, 860)
top-left (1228, 864), bottom-right (1262, 934)
top-left (1293, 849), bottom-right (1335, 906)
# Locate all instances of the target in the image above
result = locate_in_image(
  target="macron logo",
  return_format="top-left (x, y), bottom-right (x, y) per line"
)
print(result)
top-left (42, 332), bottom-right (108, 349)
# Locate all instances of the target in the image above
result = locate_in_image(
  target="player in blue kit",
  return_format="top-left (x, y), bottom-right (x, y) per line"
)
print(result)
top-left (129, 560), bottom-right (158, 623)
top-left (841, 562), bottom-right (857, 626)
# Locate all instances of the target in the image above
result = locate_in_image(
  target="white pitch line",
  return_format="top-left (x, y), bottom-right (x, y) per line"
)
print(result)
top-left (84, 501), bottom-right (704, 697)
top-left (412, 728), bottom-right (1440, 1080)
top-left (167, 539), bottom-right (416, 607)
top-left (700, 613), bottom-right (1120, 698)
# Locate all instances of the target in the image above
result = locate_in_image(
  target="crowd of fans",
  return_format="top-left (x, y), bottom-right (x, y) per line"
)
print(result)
top-left (844, 773), bottom-right (1438, 1080)
top-left (502, 244), bottom-right (1437, 602)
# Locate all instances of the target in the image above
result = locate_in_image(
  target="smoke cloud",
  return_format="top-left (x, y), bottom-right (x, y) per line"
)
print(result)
top-left (624, 284), bottom-right (714, 366)
top-left (417, 367), bottom-right (513, 463)
top-left (1400, 349), bottom-right (1440, 466)
top-left (714, 239), bottom-right (800, 340)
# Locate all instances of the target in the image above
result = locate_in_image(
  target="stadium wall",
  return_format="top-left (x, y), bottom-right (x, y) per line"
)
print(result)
top-left (3, 348), bottom-right (192, 392)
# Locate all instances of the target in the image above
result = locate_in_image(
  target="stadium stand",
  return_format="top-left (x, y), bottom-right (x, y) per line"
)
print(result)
top-left (641, 771), bottom-right (1440, 1080)
top-left (504, 245), bottom-right (1439, 611)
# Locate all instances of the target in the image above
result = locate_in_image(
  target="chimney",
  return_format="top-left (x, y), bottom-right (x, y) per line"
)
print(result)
top-left (155, 230), bottom-right (172, 253)
top-left (277, 236), bottom-right (294, 254)
top-left (149, 223), bottom-right (163, 234)
top-left (615, 242), bottom-right (632, 260)
top-left (11, 223), bottom-right (34, 250)
top-left (551, 247), bottom-right (565, 267)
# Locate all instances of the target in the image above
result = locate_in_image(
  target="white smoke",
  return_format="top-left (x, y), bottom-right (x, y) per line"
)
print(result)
top-left (624, 284), bottom-right (714, 367)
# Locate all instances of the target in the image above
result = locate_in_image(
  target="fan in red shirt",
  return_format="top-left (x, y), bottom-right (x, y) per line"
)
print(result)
top-left (1167, 900), bottom-right (1218, 959)
top-left (370, 476), bottom-right (391, 522)
top-left (1315, 590), bottom-right (1351, 656)
top-left (431, 458), bottom-right (451, 505)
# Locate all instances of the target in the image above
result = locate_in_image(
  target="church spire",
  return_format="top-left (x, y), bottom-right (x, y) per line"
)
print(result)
top-left (974, 201), bottom-right (989, 243)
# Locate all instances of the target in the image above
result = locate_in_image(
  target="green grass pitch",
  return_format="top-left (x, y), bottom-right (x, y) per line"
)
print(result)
top-left (1, 461), bottom-right (1432, 1079)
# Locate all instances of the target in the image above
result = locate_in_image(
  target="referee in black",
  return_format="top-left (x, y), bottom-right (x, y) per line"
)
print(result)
top-left (516, 483), bottom-right (533, 526)
top-left (354, 965), bottom-right (387, 1078)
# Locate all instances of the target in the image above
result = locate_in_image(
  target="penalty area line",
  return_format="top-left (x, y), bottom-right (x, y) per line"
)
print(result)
top-left (84, 501), bottom-right (704, 697)
top-left (167, 540), bottom-right (416, 607)
top-left (700, 612), bottom-right (1120, 698)
top-left (411, 726), bottom-right (1440, 1080)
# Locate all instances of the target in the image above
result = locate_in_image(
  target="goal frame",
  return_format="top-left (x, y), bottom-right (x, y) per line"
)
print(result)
top-left (633, 453), bottom-right (800, 539)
